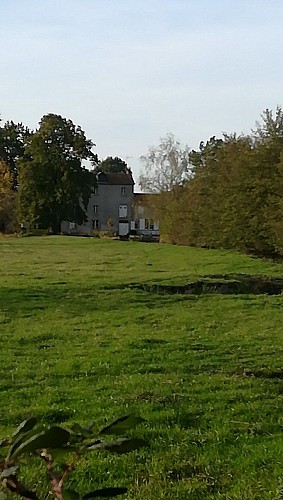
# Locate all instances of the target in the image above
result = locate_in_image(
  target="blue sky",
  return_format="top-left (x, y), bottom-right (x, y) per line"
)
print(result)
top-left (1, 0), bottom-right (283, 183)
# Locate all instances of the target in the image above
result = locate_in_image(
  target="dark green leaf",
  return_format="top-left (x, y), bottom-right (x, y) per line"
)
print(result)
top-left (10, 426), bottom-right (70, 459)
top-left (0, 439), bottom-right (8, 448)
top-left (88, 438), bottom-right (146, 454)
top-left (99, 416), bottom-right (146, 436)
top-left (75, 439), bottom-right (101, 454)
top-left (0, 465), bottom-right (18, 479)
top-left (70, 423), bottom-right (93, 435)
top-left (7, 426), bottom-right (45, 460)
top-left (69, 434), bottom-right (85, 445)
top-left (62, 489), bottom-right (81, 500)
top-left (12, 418), bottom-right (37, 438)
top-left (47, 447), bottom-right (77, 460)
top-left (85, 422), bottom-right (95, 434)
top-left (69, 423), bottom-right (85, 435)
top-left (69, 423), bottom-right (94, 443)
top-left (83, 487), bottom-right (127, 498)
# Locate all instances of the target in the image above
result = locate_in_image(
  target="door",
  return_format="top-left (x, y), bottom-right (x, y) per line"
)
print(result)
top-left (119, 222), bottom-right (129, 236)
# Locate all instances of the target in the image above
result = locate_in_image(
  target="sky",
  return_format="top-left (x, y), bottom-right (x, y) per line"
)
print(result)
top-left (1, 0), bottom-right (283, 185)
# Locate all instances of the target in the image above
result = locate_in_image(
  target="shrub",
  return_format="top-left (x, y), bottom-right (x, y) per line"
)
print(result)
top-left (0, 415), bottom-right (146, 499)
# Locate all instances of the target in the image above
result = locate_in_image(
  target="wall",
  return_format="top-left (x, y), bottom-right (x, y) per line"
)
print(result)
top-left (61, 182), bottom-right (134, 235)
top-left (89, 183), bottom-right (133, 232)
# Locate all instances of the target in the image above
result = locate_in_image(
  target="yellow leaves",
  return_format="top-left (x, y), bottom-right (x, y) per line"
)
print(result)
top-left (0, 161), bottom-right (13, 196)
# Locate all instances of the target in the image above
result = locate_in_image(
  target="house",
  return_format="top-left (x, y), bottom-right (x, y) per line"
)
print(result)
top-left (61, 170), bottom-right (159, 239)
top-left (90, 170), bottom-right (135, 236)
top-left (61, 169), bottom-right (134, 236)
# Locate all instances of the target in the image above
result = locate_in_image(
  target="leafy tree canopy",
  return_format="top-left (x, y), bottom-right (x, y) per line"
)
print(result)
top-left (0, 159), bottom-right (17, 232)
top-left (0, 120), bottom-right (31, 188)
top-left (189, 136), bottom-right (224, 170)
top-left (98, 156), bottom-right (128, 173)
top-left (18, 114), bottom-right (97, 233)
top-left (157, 107), bottom-right (283, 256)
top-left (253, 106), bottom-right (283, 143)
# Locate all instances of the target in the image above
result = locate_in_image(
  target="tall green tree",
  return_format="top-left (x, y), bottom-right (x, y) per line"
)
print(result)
top-left (183, 111), bottom-right (283, 256)
top-left (187, 135), bottom-right (254, 249)
top-left (0, 120), bottom-right (31, 188)
top-left (98, 156), bottom-right (128, 173)
top-left (0, 160), bottom-right (17, 232)
top-left (139, 108), bottom-right (283, 255)
top-left (253, 106), bottom-right (283, 143)
top-left (249, 107), bottom-right (283, 254)
top-left (18, 114), bottom-right (97, 233)
top-left (189, 136), bottom-right (224, 171)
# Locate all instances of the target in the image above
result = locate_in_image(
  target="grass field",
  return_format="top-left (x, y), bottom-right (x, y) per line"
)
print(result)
top-left (0, 236), bottom-right (283, 499)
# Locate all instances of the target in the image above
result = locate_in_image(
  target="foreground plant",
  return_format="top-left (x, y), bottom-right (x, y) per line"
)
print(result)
top-left (0, 415), bottom-right (146, 499)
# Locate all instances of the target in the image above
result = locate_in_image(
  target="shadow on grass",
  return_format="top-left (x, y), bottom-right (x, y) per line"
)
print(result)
top-left (0, 282), bottom-right (185, 322)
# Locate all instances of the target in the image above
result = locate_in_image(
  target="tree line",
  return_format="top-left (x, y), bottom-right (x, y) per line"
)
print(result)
top-left (139, 107), bottom-right (283, 257)
top-left (0, 113), bottom-right (128, 234)
top-left (1, 107), bottom-right (283, 257)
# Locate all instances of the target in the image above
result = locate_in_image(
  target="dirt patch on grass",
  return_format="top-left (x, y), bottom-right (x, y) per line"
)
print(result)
top-left (134, 274), bottom-right (283, 295)
top-left (244, 369), bottom-right (283, 379)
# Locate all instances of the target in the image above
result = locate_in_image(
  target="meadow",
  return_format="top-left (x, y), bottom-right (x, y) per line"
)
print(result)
top-left (0, 236), bottom-right (283, 499)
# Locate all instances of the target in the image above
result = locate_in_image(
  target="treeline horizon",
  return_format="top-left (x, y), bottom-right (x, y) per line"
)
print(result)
top-left (1, 107), bottom-right (283, 258)
top-left (143, 107), bottom-right (283, 258)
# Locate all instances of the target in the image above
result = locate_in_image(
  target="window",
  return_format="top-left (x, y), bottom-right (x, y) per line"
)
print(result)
top-left (92, 186), bottom-right (98, 195)
top-left (121, 186), bottom-right (126, 196)
top-left (145, 219), bottom-right (154, 230)
top-left (93, 205), bottom-right (99, 214)
top-left (119, 205), bottom-right (127, 218)
top-left (134, 219), bottom-right (139, 229)
top-left (69, 222), bottom-right (76, 230)
top-left (92, 220), bottom-right (99, 230)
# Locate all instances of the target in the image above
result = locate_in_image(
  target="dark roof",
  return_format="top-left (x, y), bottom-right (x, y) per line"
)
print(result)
top-left (97, 170), bottom-right (134, 185)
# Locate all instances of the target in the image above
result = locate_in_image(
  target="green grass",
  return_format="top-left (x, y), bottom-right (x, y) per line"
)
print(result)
top-left (0, 236), bottom-right (283, 499)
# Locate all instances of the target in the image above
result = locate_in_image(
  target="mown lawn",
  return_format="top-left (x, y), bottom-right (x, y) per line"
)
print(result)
top-left (0, 236), bottom-right (283, 499)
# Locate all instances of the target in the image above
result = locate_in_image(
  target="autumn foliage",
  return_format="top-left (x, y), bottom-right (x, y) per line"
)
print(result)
top-left (142, 108), bottom-right (283, 257)
top-left (0, 160), bottom-right (17, 233)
